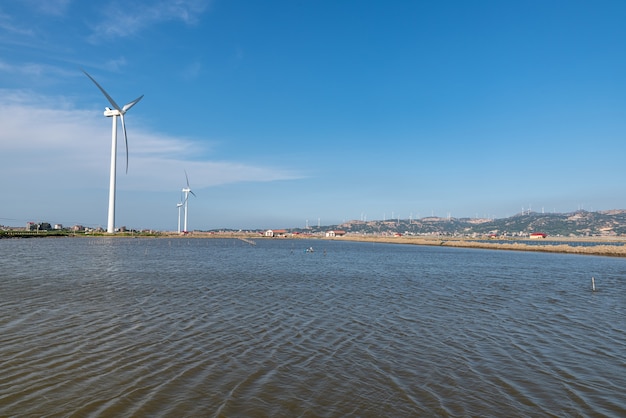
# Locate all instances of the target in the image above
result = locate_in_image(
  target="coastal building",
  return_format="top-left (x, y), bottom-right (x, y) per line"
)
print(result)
top-left (325, 230), bottom-right (346, 237)
top-left (530, 232), bottom-right (547, 239)
top-left (265, 229), bottom-right (288, 237)
top-left (27, 222), bottom-right (51, 231)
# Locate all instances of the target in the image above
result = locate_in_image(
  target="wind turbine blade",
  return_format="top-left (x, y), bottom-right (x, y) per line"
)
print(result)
top-left (82, 70), bottom-right (122, 111)
top-left (184, 170), bottom-right (190, 188)
top-left (122, 95), bottom-right (144, 112)
top-left (120, 114), bottom-right (129, 174)
top-left (190, 190), bottom-right (197, 197)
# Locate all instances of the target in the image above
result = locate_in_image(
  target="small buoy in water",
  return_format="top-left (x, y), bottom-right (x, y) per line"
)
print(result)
top-left (592, 276), bottom-right (596, 292)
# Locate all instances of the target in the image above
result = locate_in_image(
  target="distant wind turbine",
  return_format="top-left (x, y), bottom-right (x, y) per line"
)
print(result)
top-left (176, 193), bottom-right (184, 234)
top-left (83, 70), bottom-right (143, 233)
top-left (182, 170), bottom-right (196, 233)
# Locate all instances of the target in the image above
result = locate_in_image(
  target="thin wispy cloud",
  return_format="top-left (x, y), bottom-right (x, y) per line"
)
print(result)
top-left (0, 10), bottom-right (35, 37)
top-left (103, 57), bottom-right (128, 73)
top-left (0, 60), bottom-right (50, 77)
top-left (89, 0), bottom-right (210, 41)
top-left (23, 0), bottom-right (72, 17)
top-left (0, 90), bottom-right (303, 194)
top-left (0, 62), bottom-right (90, 87)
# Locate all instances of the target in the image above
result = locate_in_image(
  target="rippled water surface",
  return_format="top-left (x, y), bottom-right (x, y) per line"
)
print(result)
top-left (1, 237), bottom-right (624, 417)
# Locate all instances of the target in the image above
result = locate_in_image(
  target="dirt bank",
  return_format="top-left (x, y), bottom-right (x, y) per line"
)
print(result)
top-left (331, 236), bottom-right (626, 257)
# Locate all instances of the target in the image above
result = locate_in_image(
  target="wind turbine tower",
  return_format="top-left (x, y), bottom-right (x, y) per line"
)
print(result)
top-left (176, 194), bottom-right (183, 233)
top-left (182, 170), bottom-right (196, 233)
top-left (83, 70), bottom-right (143, 233)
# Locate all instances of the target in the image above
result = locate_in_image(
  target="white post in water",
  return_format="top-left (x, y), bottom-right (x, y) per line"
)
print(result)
top-left (592, 276), bottom-right (596, 292)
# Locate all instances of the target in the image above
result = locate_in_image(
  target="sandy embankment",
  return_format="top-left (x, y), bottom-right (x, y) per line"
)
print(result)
top-left (330, 235), bottom-right (626, 257)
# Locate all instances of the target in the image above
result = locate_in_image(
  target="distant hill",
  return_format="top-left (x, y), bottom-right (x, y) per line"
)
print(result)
top-left (287, 210), bottom-right (626, 237)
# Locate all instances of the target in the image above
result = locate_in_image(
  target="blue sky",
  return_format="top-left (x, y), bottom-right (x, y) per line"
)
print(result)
top-left (1, 0), bottom-right (626, 231)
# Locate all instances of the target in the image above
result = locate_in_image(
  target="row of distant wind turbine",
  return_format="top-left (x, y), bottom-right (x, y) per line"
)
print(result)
top-left (84, 70), bottom-right (196, 233)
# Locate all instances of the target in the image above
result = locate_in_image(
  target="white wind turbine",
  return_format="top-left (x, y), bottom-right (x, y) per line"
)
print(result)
top-left (176, 193), bottom-right (184, 233)
top-left (83, 70), bottom-right (143, 233)
top-left (182, 170), bottom-right (196, 233)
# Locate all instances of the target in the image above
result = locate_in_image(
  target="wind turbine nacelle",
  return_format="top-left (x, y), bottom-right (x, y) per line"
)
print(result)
top-left (104, 108), bottom-right (121, 117)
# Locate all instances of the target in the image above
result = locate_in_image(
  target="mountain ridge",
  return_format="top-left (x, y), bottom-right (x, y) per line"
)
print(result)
top-left (289, 210), bottom-right (626, 237)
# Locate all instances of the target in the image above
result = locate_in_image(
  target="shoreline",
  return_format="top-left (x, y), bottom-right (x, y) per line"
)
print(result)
top-left (4, 230), bottom-right (626, 257)
top-left (328, 235), bottom-right (626, 258)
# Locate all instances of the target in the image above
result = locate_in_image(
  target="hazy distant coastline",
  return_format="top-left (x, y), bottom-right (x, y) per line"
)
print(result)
top-left (162, 230), bottom-right (626, 257)
top-left (3, 229), bottom-right (626, 257)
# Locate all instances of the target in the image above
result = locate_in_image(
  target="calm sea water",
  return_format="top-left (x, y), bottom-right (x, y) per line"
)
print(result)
top-left (1, 237), bottom-right (624, 417)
